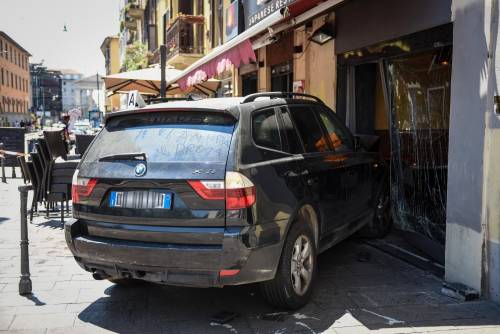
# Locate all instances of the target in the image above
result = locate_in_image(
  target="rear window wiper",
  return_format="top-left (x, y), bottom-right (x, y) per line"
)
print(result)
top-left (98, 152), bottom-right (147, 162)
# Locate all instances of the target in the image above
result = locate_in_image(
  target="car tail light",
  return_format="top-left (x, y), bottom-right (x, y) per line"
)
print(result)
top-left (187, 180), bottom-right (225, 200)
top-left (188, 172), bottom-right (256, 209)
top-left (225, 172), bottom-right (256, 209)
top-left (72, 169), bottom-right (97, 204)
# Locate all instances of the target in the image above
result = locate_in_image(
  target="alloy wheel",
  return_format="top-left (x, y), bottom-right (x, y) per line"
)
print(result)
top-left (290, 235), bottom-right (314, 296)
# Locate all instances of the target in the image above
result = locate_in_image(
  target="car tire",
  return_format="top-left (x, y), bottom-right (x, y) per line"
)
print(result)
top-left (260, 221), bottom-right (317, 310)
top-left (359, 182), bottom-right (392, 238)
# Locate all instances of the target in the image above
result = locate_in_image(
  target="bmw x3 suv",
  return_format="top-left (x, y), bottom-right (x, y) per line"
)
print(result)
top-left (66, 92), bottom-right (390, 309)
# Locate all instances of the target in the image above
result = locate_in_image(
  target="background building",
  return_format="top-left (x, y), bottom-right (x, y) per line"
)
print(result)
top-left (0, 31), bottom-right (31, 126)
top-left (59, 69), bottom-right (83, 113)
top-left (119, 0), bottom-right (146, 65)
top-left (101, 36), bottom-right (121, 112)
top-left (74, 74), bottom-right (104, 123)
top-left (30, 64), bottom-right (62, 126)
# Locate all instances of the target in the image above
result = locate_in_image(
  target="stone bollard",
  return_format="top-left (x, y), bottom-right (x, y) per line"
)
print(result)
top-left (18, 185), bottom-right (33, 295)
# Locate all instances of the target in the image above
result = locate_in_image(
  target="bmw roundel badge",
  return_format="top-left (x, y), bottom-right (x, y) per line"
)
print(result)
top-left (135, 163), bottom-right (147, 177)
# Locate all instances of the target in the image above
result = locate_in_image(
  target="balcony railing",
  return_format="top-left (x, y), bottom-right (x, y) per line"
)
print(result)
top-left (166, 15), bottom-right (205, 60)
top-left (125, 0), bottom-right (144, 19)
top-left (124, 17), bottom-right (137, 30)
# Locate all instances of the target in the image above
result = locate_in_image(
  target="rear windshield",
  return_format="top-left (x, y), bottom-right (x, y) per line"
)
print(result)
top-left (84, 112), bottom-right (235, 163)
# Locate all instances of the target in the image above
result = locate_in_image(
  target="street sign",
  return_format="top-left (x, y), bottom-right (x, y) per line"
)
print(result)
top-left (126, 90), bottom-right (146, 110)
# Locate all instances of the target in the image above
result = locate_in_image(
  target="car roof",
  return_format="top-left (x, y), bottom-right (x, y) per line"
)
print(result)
top-left (105, 96), bottom-right (325, 123)
top-left (142, 97), bottom-right (245, 111)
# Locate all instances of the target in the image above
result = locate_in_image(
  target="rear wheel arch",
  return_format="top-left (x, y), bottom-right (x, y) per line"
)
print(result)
top-left (297, 204), bottom-right (320, 250)
top-left (284, 202), bottom-right (320, 250)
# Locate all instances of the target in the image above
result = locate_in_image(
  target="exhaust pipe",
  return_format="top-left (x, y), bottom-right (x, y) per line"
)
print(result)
top-left (92, 270), bottom-right (109, 280)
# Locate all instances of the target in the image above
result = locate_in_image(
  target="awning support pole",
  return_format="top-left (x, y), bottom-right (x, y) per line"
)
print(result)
top-left (160, 45), bottom-right (167, 98)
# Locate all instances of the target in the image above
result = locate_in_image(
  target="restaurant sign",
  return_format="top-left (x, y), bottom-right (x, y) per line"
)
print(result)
top-left (242, 0), bottom-right (296, 29)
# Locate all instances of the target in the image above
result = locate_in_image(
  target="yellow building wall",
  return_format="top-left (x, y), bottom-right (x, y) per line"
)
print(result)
top-left (109, 38), bottom-right (121, 74)
top-left (156, 0), bottom-right (168, 49)
top-left (105, 38), bottom-right (121, 112)
top-left (294, 16), bottom-right (336, 110)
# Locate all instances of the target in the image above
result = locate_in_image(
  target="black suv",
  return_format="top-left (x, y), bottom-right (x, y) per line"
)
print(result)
top-left (66, 92), bottom-right (390, 309)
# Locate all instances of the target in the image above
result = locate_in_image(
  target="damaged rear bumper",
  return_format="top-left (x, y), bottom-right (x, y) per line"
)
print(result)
top-left (64, 219), bottom-right (286, 287)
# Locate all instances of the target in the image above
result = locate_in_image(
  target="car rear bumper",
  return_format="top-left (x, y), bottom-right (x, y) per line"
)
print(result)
top-left (64, 219), bottom-right (287, 287)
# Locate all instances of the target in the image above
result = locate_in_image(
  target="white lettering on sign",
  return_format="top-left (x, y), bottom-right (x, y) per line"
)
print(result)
top-left (248, 0), bottom-right (295, 27)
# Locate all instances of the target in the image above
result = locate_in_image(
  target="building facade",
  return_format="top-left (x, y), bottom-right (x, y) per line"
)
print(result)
top-left (0, 31), bottom-right (31, 126)
top-left (157, 0), bottom-right (500, 305)
top-left (100, 36), bottom-right (121, 112)
top-left (59, 69), bottom-right (83, 113)
top-left (119, 0), bottom-right (147, 66)
top-left (30, 64), bottom-right (63, 126)
top-left (73, 74), bottom-right (104, 122)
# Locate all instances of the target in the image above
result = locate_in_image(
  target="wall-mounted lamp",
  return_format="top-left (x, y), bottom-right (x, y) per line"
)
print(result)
top-left (310, 23), bottom-right (335, 45)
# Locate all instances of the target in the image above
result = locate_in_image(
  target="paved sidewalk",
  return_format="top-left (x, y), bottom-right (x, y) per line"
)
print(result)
top-left (1, 176), bottom-right (500, 334)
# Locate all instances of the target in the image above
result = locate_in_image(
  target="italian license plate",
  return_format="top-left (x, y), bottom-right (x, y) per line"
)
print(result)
top-left (109, 191), bottom-right (172, 209)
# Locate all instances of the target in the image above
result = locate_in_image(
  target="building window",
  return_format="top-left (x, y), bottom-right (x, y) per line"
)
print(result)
top-left (11, 73), bottom-right (13, 87)
top-left (1, 68), bottom-right (3, 85)
top-left (0, 40), bottom-right (2, 58)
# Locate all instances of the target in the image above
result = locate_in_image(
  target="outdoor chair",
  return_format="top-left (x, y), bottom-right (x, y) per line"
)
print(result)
top-left (26, 161), bottom-right (38, 223)
top-left (30, 153), bottom-right (47, 210)
top-left (17, 156), bottom-right (38, 223)
top-left (30, 151), bottom-right (67, 224)
top-left (43, 130), bottom-right (80, 161)
top-left (75, 134), bottom-right (95, 155)
top-left (37, 138), bottom-right (51, 169)
top-left (17, 155), bottom-right (29, 184)
top-left (42, 131), bottom-right (80, 217)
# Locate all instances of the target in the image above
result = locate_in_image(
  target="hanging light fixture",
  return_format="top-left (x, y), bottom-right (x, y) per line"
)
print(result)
top-left (310, 23), bottom-right (335, 45)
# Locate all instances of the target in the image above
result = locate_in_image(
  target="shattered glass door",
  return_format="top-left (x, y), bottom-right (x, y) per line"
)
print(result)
top-left (386, 47), bottom-right (452, 260)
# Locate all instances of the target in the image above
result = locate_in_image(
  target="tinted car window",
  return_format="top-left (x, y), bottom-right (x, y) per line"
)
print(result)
top-left (288, 106), bottom-right (329, 153)
top-left (252, 109), bottom-right (282, 151)
top-left (316, 107), bottom-right (354, 151)
top-left (279, 108), bottom-right (303, 154)
top-left (85, 112), bottom-right (234, 163)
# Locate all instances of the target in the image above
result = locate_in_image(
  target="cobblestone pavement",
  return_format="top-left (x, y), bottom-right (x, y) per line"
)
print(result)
top-left (1, 175), bottom-right (500, 333)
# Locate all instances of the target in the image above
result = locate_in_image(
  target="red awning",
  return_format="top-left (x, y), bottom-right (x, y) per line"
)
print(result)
top-left (288, 0), bottom-right (325, 17)
top-left (178, 39), bottom-right (256, 90)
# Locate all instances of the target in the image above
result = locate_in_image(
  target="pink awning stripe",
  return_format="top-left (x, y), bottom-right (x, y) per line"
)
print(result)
top-left (178, 39), bottom-right (257, 90)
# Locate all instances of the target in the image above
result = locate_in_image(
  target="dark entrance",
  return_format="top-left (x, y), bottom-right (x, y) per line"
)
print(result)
top-left (337, 24), bottom-right (453, 263)
top-left (242, 71), bottom-right (258, 96)
top-left (271, 60), bottom-right (293, 92)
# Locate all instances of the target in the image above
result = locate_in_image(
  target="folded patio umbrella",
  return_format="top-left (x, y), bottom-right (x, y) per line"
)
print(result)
top-left (103, 66), bottom-right (221, 97)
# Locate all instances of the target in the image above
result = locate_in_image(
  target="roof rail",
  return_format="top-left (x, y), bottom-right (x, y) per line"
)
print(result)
top-left (146, 94), bottom-right (203, 105)
top-left (241, 92), bottom-right (325, 104)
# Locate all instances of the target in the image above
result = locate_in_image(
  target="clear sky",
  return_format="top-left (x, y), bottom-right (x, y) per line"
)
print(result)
top-left (0, 0), bottom-right (122, 76)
